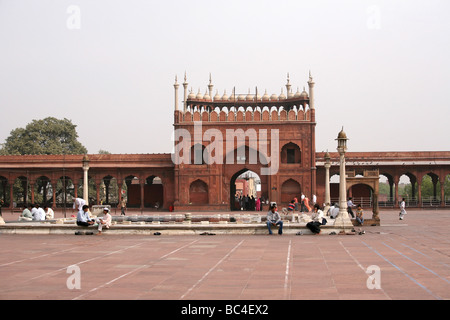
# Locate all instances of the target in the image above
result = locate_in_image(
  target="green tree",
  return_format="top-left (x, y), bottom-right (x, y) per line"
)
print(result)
top-left (0, 117), bottom-right (87, 155)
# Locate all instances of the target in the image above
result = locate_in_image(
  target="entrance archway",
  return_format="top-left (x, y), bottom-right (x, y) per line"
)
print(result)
top-left (281, 179), bottom-right (301, 204)
top-left (230, 169), bottom-right (262, 211)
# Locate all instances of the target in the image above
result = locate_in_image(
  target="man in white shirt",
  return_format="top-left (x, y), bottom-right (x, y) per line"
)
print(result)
top-left (399, 198), bottom-right (407, 220)
top-left (33, 204), bottom-right (46, 221)
top-left (96, 207), bottom-right (112, 235)
top-left (328, 203), bottom-right (340, 219)
top-left (31, 204), bottom-right (39, 220)
top-left (77, 205), bottom-right (94, 227)
top-left (73, 198), bottom-right (86, 212)
top-left (44, 206), bottom-right (54, 220)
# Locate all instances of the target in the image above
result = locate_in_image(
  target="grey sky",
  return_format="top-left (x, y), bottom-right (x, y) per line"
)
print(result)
top-left (0, 0), bottom-right (449, 154)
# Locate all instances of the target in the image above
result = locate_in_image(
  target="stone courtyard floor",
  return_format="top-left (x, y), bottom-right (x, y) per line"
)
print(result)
top-left (0, 209), bottom-right (449, 303)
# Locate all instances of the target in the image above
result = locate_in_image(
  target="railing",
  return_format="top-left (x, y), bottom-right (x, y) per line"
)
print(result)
top-left (421, 196), bottom-right (441, 207)
top-left (378, 197), bottom-right (395, 208)
top-left (330, 197), bottom-right (373, 208)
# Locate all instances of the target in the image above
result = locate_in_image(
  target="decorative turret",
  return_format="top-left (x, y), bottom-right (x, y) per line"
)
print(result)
top-left (174, 75), bottom-right (180, 111)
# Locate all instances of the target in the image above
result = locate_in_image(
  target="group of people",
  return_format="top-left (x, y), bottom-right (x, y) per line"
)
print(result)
top-left (235, 194), bottom-right (264, 211)
top-left (76, 204), bottom-right (112, 235)
top-left (267, 201), bottom-right (325, 235)
top-left (287, 193), bottom-right (317, 213)
top-left (268, 193), bottom-right (377, 235)
top-left (19, 203), bottom-right (54, 221)
top-left (74, 197), bottom-right (112, 235)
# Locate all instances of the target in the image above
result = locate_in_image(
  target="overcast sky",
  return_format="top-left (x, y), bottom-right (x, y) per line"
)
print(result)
top-left (0, 0), bottom-right (449, 155)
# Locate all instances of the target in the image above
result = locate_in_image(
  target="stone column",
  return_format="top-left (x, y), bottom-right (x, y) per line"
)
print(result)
top-left (183, 72), bottom-right (188, 112)
top-left (174, 75), bottom-right (180, 111)
top-left (52, 183), bottom-right (56, 209)
top-left (323, 152), bottom-right (331, 213)
top-left (82, 155), bottom-right (90, 205)
top-left (394, 176), bottom-right (399, 207)
top-left (334, 128), bottom-right (353, 229)
top-left (140, 181), bottom-right (145, 211)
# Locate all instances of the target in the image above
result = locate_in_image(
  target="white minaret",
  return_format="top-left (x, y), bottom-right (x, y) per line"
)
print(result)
top-left (208, 73), bottom-right (214, 100)
top-left (285, 72), bottom-right (291, 98)
top-left (174, 75), bottom-right (180, 111)
top-left (182, 72), bottom-right (188, 112)
top-left (308, 70), bottom-right (315, 110)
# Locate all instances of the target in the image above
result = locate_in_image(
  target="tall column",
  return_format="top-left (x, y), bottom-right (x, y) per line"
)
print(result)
top-left (334, 128), bottom-right (353, 229)
top-left (183, 72), bottom-right (188, 112)
top-left (285, 73), bottom-right (291, 98)
top-left (308, 71), bottom-right (315, 110)
top-left (323, 151), bottom-right (331, 213)
top-left (52, 183), bottom-right (56, 209)
top-left (208, 73), bottom-right (213, 100)
top-left (394, 176), bottom-right (399, 207)
top-left (174, 75), bottom-right (180, 111)
top-left (82, 155), bottom-right (90, 205)
top-left (140, 180), bottom-right (145, 211)
top-left (417, 179), bottom-right (422, 208)
top-left (30, 179), bottom-right (35, 205)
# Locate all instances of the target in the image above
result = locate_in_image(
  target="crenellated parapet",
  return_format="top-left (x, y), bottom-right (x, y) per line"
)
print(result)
top-left (173, 73), bottom-right (315, 123)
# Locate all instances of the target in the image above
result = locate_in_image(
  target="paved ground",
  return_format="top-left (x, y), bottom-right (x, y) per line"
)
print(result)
top-left (0, 209), bottom-right (449, 302)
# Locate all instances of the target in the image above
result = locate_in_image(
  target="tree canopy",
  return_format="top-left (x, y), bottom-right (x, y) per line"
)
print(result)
top-left (0, 117), bottom-right (87, 155)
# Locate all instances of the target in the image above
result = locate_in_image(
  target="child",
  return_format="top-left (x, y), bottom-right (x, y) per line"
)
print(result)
top-left (355, 204), bottom-right (364, 226)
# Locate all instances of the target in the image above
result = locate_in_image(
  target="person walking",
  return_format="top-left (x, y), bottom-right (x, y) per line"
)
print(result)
top-left (120, 197), bottom-right (127, 216)
top-left (399, 198), bottom-right (407, 220)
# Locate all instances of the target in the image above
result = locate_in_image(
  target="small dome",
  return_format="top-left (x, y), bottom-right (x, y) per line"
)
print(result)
top-left (337, 127), bottom-right (348, 140)
top-left (214, 90), bottom-right (220, 101)
top-left (203, 89), bottom-right (211, 101)
top-left (188, 88), bottom-right (196, 100)
top-left (300, 87), bottom-right (308, 99)
top-left (287, 89), bottom-right (294, 99)
top-left (221, 90), bottom-right (229, 101)
top-left (262, 90), bottom-right (270, 101)
top-left (196, 89), bottom-right (203, 100)
top-left (278, 89), bottom-right (286, 100)
top-left (294, 87), bottom-right (302, 98)
top-left (238, 94), bottom-right (246, 101)
top-left (270, 93), bottom-right (278, 101)
top-left (246, 90), bottom-right (254, 101)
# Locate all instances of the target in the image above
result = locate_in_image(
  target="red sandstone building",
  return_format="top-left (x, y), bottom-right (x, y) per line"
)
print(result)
top-left (0, 74), bottom-right (449, 212)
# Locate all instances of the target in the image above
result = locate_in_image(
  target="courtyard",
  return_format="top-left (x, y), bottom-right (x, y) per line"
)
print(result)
top-left (0, 209), bottom-right (448, 301)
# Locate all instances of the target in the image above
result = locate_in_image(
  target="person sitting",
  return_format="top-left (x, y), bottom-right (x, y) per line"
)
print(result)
top-left (328, 203), bottom-right (340, 219)
top-left (77, 205), bottom-right (95, 227)
top-left (306, 204), bottom-right (324, 235)
top-left (96, 207), bottom-right (112, 235)
top-left (44, 205), bottom-right (54, 220)
top-left (19, 204), bottom-right (33, 221)
top-left (266, 204), bottom-right (283, 235)
top-left (355, 204), bottom-right (364, 226)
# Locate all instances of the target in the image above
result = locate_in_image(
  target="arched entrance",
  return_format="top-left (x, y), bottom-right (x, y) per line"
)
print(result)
top-left (230, 169), bottom-right (262, 211)
top-left (281, 179), bottom-right (301, 204)
top-left (144, 175), bottom-right (164, 209)
top-left (346, 169), bottom-right (380, 222)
